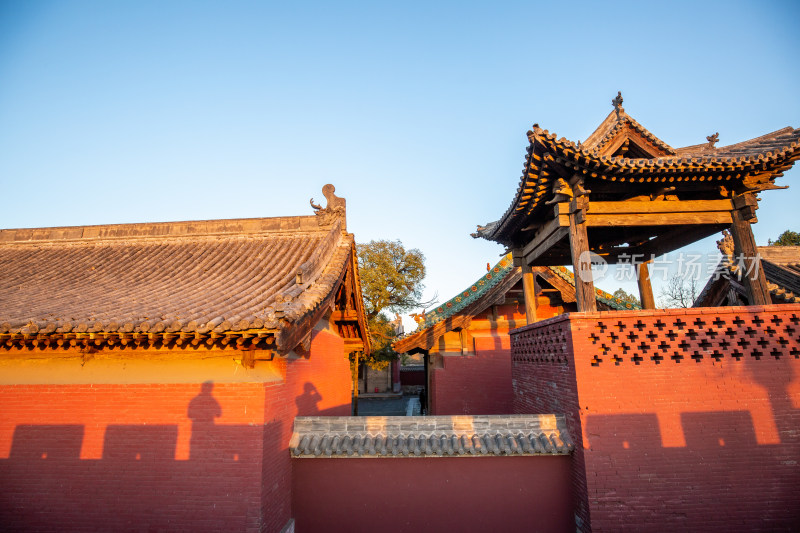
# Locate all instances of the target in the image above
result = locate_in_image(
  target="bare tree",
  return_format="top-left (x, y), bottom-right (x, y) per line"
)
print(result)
top-left (658, 275), bottom-right (699, 308)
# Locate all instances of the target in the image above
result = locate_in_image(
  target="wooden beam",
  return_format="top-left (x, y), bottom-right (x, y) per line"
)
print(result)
top-left (522, 216), bottom-right (570, 265)
top-left (555, 200), bottom-right (734, 227)
top-left (521, 263), bottom-right (537, 324)
top-left (331, 310), bottom-right (359, 322)
top-left (585, 211), bottom-right (732, 227)
top-left (352, 350), bottom-right (359, 415)
top-left (636, 261), bottom-right (656, 309)
top-left (729, 201), bottom-right (771, 305)
top-left (568, 198), bottom-right (597, 312)
top-left (343, 338), bottom-right (365, 351)
top-left (587, 199), bottom-right (733, 214)
top-left (633, 225), bottom-right (725, 261)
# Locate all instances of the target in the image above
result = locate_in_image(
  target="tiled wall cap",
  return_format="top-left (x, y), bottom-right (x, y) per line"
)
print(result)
top-left (290, 415), bottom-right (574, 458)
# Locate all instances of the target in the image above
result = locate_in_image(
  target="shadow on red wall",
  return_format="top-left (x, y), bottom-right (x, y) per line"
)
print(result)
top-left (583, 410), bottom-right (800, 531)
top-left (0, 381), bottom-right (342, 532)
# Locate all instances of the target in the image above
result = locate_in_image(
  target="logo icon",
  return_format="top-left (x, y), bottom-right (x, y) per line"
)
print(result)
top-left (576, 251), bottom-right (608, 282)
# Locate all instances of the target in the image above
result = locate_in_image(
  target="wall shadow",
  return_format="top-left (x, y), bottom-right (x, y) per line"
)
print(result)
top-left (584, 410), bottom-right (800, 530)
top-left (0, 382), bottom-right (265, 532)
top-left (295, 382), bottom-right (322, 415)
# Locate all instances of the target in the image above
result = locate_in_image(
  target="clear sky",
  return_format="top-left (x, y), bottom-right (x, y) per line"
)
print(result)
top-left (2, 0), bottom-right (799, 330)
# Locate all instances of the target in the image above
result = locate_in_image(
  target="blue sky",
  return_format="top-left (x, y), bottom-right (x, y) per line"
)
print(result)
top-left (2, 1), bottom-right (799, 328)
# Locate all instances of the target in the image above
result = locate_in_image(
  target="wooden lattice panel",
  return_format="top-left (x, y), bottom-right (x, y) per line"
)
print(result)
top-left (583, 310), bottom-right (800, 366)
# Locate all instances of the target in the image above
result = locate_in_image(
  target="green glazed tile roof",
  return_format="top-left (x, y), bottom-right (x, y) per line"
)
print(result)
top-left (419, 254), bottom-right (516, 330)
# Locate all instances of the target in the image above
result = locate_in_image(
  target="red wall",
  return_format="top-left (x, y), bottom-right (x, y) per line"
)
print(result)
top-left (430, 335), bottom-right (514, 415)
top-left (292, 456), bottom-right (573, 533)
top-left (0, 327), bottom-right (351, 533)
top-left (512, 318), bottom-right (590, 530)
top-left (429, 297), bottom-right (567, 416)
top-left (512, 304), bottom-right (800, 531)
top-left (399, 368), bottom-right (425, 386)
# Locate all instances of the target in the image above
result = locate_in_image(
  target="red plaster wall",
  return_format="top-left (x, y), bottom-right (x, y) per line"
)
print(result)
top-left (429, 296), bottom-right (565, 416)
top-left (292, 455), bottom-right (574, 533)
top-left (260, 327), bottom-right (351, 533)
top-left (512, 304), bottom-right (800, 532)
top-left (0, 326), bottom-right (351, 533)
top-left (399, 368), bottom-right (425, 387)
top-left (430, 335), bottom-right (514, 415)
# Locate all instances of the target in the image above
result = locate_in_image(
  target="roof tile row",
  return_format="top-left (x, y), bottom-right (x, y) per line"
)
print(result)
top-left (290, 414), bottom-right (574, 458)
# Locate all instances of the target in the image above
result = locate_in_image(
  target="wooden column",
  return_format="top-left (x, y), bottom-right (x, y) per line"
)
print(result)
top-left (352, 351), bottom-right (359, 416)
top-left (521, 262), bottom-right (538, 325)
top-left (568, 197), bottom-right (597, 312)
top-left (730, 194), bottom-right (771, 305)
top-left (636, 260), bottom-right (656, 309)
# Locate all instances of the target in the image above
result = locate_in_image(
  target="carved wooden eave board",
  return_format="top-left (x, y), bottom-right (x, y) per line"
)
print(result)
top-left (0, 185), bottom-right (370, 356)
top-left (474, 104), bottom-right (800, 266)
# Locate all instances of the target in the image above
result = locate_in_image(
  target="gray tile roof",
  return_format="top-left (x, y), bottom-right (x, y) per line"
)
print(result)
top-left (289, 414), bottom-right (574, 458)
top-left (758, 246), bottom-right (800, 300)
top-left (0, 186), bottom-right (370, 354)
top-left (0, 216), bottom-right (350, 337)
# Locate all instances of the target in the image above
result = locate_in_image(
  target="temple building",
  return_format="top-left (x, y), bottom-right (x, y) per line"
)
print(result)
top-left (3, 95), bottom-right (800, 532)
top-left (0, 185), bottom-right (369, 532)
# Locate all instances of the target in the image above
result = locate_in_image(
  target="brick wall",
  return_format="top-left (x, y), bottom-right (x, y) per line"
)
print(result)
top-left (0, 324), bottom-right (351, 533)
top-left (430, 334), bottom-right (514, 415)
top-left (511, 317), bottom-right (589, 530)
top-left (429, 298), bottom-right (565, 416)
top-left (293, 455), bottom-right (573, 532)
top-left (512, 304), bottom-right (800, 531)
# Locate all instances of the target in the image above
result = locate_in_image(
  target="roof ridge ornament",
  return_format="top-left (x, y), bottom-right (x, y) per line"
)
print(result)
top-left (612, 91), bottom-right (624, 120)
top-left (717, 230), bottom-right (735, 264)
top-left (310, 184), bottom-right (346, 228)
top-left (706, 132), bottom-right (719, 148)
top-left (526, 123), bottom-right (541, 143)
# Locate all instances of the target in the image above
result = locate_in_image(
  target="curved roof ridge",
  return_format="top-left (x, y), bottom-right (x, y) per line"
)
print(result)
top-left (676, 126), bottom-right (800, 158)
top-left (0, 214), bottom-right (329, 245)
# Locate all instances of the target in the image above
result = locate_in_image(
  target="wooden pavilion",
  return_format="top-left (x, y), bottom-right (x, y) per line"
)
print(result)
top-left (473, 93), bottom-right (800, 313)
top-left (482, 96), bottom-right (800, 531)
